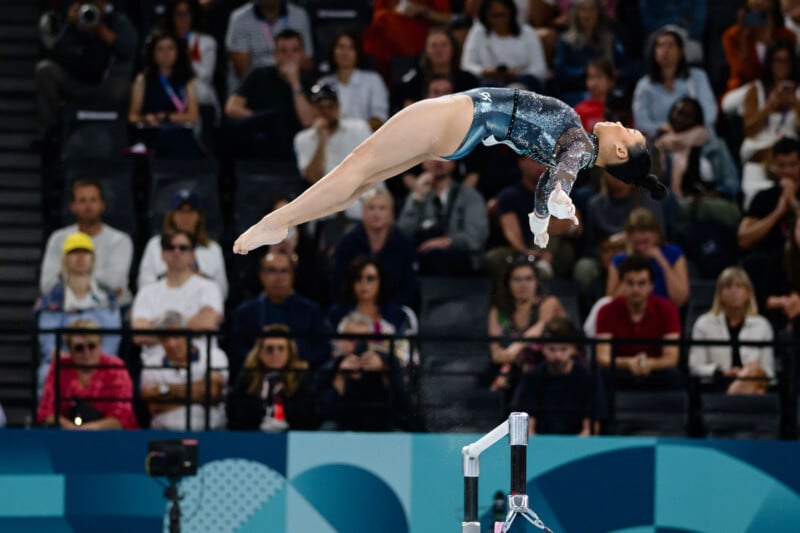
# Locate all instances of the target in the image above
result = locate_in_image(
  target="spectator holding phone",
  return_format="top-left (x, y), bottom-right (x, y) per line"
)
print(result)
top-left (723, 0), bottom-right (796, 93)
top-left (318, 312), bottom-right (412, 431)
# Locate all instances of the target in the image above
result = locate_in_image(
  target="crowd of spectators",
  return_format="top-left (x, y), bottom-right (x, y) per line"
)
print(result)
top-left (26, 0), bottom-right (800, 436)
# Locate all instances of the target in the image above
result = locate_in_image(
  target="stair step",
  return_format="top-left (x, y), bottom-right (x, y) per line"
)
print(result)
top-left (0, 44), bottom-right (38, 61)
top-left (0, 265), bottom-right (37, 282)
top-left (0, 78), bottom-right (34, 94)
top-left (0, 191), bottom-right (39, 208)
top-left (0, 60), bottom-right (35, 76)
top-left (0, 285), bottom-right (39, 303)
top-left (0, 343), bottom-right (35, 362)
top-left (0, 366), bottom-right (33, 384)
top-left (0, 153), bottom-right (39, 170)
top-left (0, 228), bottom-right (43, 244)
top-left (0, 171), bottom-right (40, 189)
top-left (0, 5), bottom-right (41, 23)
top-left (1, 405), bottom-right (34, 428)
top-left (0, 133), bottom-right (36, 151)
top-left (0, 246), bottom-right (42, 263)
top-left (0, 25), bottom-right (38, 42)
top-left (0, 210), bottom-right (42, 225)
top-left (0, 304), bottom-right (35, 323)
top-left (0, 98), bottom-right (35, 115)
top-left (0, 115), bottom-right (37, 133)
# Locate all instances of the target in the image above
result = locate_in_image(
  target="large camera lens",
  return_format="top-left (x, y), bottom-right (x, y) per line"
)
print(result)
top-left (78, 3), bottom-right (99, 27)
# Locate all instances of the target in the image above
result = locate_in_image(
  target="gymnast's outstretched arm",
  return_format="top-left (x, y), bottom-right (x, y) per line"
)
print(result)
top-left (234, 94), bottom-right (475, 254)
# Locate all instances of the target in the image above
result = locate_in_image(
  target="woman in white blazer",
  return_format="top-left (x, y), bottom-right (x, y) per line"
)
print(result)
top-left (689, 267), bottom-right (774, 394)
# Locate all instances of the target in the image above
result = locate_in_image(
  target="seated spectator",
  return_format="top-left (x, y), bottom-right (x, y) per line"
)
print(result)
top-left (553, 0), bottom-right (633, 105)
top-left (128, 30), bottom-right (202, 158)
top-left (35, 0), bottom-right (137, 143)
top-left (765, 212), bottom-right (800, 328)
top-left (260, 195), bottom-right (327, 303)
top-left (317, 312), bottom-right (412, 431)
top-left (232, 251), bottom-right (329, 368)
top-left (36, 232), bottom-right (122, 393)
top-left (487, 257), bottom-right (566, 398)
top-left (329, 257), bottom-right (418, 367)
top-left (654, 97), bottom-right (740, 200)
top-left (224, 29), bottom-right (315, 159)
top-left (574, 58), bottom-right (615, 132)
top-left (139, 311), bottom-right (228, 430)
top-left (605, 208), bottom-right (690, 309)
top-left (573, 171), bottom-right (665, 305)
top-left (226, 324), bottom-right (317, 431)
top-left (131, 229), bottom-right (223, 361)
top-left (486, 156), bottom-right (580, 282)
top-left (37, 319), bottom-right (137, 430)
top-left (293, 83), bottom-right (372, 189)
top-left (363, 0), bottom-right (452, 82)
top-left (690, 267), bottom-right (774, 395)
top-left (40, 178), bottom-right (133, 303)
top-left (738, 138), bottom-right (800, 258)
top-left (317, 30), bottom-right (389, 131)
top-left (461, 0), bottom-right (547, 91)
top-left (639, 0), bottom-right (707, 64)
top-left (160, 0), bottom-right (220, 113)
top-left (722, 0), bottom-right (795, 94)
top-left (511, 317), bottom-right (597, 436)
top-left (394, 27), bottom-right (479, 109)
top-left (398, 159), bottom-right (489, 276)
top-left (225, 0), bottom-right (313, 84)
top-left (741, 42), bottom-right (800, 166)
top-left (332, 187), bottom-right (417, 307)
top-left (632, 26), bottom-right (717, 143)
top-left (137, 189), bottom-right (228, 299)
top-left (596, 256), bottom-right (683, 390)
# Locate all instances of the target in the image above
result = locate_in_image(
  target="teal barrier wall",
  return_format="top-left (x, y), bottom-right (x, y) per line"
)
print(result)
top-left (0, 430), bottom-right (798, 532)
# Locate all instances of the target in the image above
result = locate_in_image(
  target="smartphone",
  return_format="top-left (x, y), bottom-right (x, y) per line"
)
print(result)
top-left (742, 10), bottom-right (768, 27)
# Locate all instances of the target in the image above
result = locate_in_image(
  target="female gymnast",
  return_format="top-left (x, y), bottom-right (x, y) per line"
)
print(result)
top-left (233, 87), bottom-right (665, 254)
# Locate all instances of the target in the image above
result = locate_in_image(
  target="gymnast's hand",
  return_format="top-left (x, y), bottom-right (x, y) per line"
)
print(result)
top-left (546, 183), bottom-right (579, 225)
top-left (233, 216), bottom-right (289, 255)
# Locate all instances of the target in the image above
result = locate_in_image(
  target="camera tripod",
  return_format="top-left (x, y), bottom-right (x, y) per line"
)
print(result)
top-left (164, 477), bottom-right (183, 533)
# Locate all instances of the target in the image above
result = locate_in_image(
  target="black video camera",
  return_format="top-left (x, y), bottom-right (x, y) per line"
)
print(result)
top-left (147, 439), bottom-right (198, 480)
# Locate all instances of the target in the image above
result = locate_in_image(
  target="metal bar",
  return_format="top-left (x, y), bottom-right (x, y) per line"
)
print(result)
top-left (53, 329), bottom-right (61, 428)
top-left (204, 332), bottom-right (211, 431)
top-left (463, 476), bottom-right (478, 523)
top-left (184, 333), bottom-right (192, 432)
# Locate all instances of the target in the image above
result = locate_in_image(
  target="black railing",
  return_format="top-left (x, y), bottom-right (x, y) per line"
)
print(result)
top-left (2, 325), bottom-right (798, 437)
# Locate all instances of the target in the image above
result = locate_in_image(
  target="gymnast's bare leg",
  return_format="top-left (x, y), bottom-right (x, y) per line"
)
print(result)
top-left (233, 95), bottom-right (475, 255)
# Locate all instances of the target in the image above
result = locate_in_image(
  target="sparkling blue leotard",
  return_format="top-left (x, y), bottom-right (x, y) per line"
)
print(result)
top-left (443, 88), bottom-right (598, 218)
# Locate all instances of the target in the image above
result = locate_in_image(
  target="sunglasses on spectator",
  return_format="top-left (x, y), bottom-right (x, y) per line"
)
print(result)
top-left (163, 244), bottom-right (193, 252)
top-left (71, 342), bottom-right (98, 353)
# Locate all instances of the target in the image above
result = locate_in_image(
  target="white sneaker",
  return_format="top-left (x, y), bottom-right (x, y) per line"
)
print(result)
top-left (547, 183), bottom-right (578, 224)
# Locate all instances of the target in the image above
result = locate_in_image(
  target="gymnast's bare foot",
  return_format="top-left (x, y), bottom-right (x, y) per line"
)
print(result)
top-left (233, 217), bottom-right (289, 255)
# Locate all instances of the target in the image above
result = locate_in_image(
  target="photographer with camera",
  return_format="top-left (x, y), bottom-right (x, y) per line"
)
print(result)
top-left (35, 0), bottom-right (137, 144)
top-left (317, 312), bottom-right (412, 432)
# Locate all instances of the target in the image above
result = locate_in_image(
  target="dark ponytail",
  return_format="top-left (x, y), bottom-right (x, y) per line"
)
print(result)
top-left (601, 144), bottom-right (667, 199)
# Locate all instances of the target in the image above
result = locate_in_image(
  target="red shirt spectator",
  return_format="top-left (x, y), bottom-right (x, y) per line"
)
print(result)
top-left (38, 353), bottom-right (138, 430)
top-left (722, 23), bottom-right (796, 92)
top-left (363, 0), bottom-right (451, 81)
top-left (596, 294), bottom-right (680, 358)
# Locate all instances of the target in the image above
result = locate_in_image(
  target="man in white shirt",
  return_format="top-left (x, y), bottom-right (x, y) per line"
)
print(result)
top-left (131, 230), bottom-right (223, 361)
top-left (140, 311), bottom-right (228, 430)
top-left (293, 83), bottom-right (372, 221)
top-left (40, 178), bottom-right (133, 303)
top-left (225, 0), bottom-right (313, 86)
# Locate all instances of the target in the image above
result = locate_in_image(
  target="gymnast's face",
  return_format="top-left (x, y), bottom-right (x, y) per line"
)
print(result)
top-left (593, 121), bottom-right (646, 162)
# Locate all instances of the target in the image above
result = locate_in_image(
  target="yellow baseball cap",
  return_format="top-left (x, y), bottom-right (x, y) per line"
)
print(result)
top-left (63, 232), bottom-right (94, 255)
